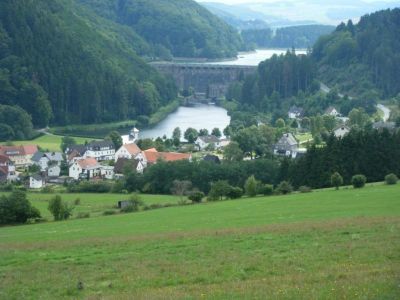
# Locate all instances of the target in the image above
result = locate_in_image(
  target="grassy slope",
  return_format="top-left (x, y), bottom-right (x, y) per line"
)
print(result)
top-left (0, 185), bottom-right (399, 299)
top-left (0, 135), bottom-right (95, 152)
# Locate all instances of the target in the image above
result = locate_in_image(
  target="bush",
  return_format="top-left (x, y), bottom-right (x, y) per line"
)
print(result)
top-left (41, 186), bottom-right (54, 194)
top-left (208, 180), bottom-right (231, 201)
top-left (244, 175), bottom-right (259, 197)
top-left (67, 181), bottom-right (113, 193)
top-left (0, 191), bottom-right (41, 225)
top-left (76, 212), bottom-right (90, 219)
top-left (103, 210), bottom-right (116, 216)
top-left (299, 186), bottom-right (312, 193)
top-left (331, 172), bottom-right (343, 190)
top-left (260, 184), bottom-right (274, 196)
top-left (74, 198), bottom-right (81, 205)
top-left (227, 187), bottom-right (243, 199)
top-left (276, 181), bottom-right (293, 195)
top-left (188, 191), bottom-right (205, 203)
top-left (385, 173), bottom-right (398, 185)
top-left (120, 194), bottom-right (143, 213)
top-left (48, 195), bottom-right (74, 221)
top-left (352, 174), bottom-right (367, 188)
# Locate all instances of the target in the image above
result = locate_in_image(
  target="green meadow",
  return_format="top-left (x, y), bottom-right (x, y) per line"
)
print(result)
top-left (0, 135), bottom-right (94, 152)
top-left (0, 184), bottom-right (399, 299)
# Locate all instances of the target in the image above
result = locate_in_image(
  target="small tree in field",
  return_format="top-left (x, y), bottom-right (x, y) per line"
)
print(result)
top-left (385, 173), bottom-right (398, 185)
top-left (171, 180), bottom-right (192, 201)
top-left (244, 175), bottom-right (259, 197)
top-left (188, 191), bottom-right (205, 203)
top-left (276, 181), bottom-right (293, 195)
top-left (208, 180), bottom-right (231, 201)
top-left (352, 174), bottom-right (367, 188)
top-left (48, 195), bottom-right (74, 221)
top-left (331, 172), bottom-right (343, 190)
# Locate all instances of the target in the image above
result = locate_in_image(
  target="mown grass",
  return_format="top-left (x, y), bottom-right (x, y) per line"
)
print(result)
top-left (0, 184), bottom-right (399, 299)
top-left (0, 135), bottom-right (94, 152)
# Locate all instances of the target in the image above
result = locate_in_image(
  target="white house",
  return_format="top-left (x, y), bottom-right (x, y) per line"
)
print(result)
top-left (114, 143), bottom-right (143, 161)
top-left (32, 152), bottom-right (63, 172)
top-left (288, 106), bottom-right (304, 119)
top-left (69, 158), bottom-right (100, 180)
top-left (121, 127), bottom-right (140, 145)
top-left (334, 126), bottom-right (350, 138)
top-left (195, 135), bottom-right (221, 151)
top-left (100, 166), bottom-right (115, 180)
top-left (84, 141), bottom-right (115, 161)
top-left (30, 174), bottom-right (45, 189)
top-left (274, 133), bottom-right (300, 158)
top-left (47, 164), bottom-right (61, 177)
top-left (325, 106), bottom-right (341, 117)
top-left (0, 155), bottom-right (17, 182)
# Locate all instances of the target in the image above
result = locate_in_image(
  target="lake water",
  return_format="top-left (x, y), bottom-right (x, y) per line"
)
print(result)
top-left (139, 104), bottom-right (231, 140)
top-left (140, 49), bottom-right (306, 139)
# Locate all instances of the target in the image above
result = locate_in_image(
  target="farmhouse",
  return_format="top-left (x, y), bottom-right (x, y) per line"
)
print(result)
top-left (114, 143), bottom-right (144, 162)
top-left (114, 158), bottom-right (145, 175)
top-left (274, 133), bottom-right (299, 158)
top-left (0, 145), bottom-right (38, 167)
top-left (0, 155), bottom-right (17, 182)
top-left (288, 106), bottom-right (304, 119)
top-left (29, 174), bottom-right (45, 189)
top-left (31, 151), bottom-right (63, 171)
top-left (85, 141), bottom-right (115, 161)
top-left (334, 126), bottom-right (350, 138)
top-left (325, 106), bottom-right (341, 117)
top-left (69, 157), bottom-right (100, 180)
top-left (195, 135), bottom-right (221, 151)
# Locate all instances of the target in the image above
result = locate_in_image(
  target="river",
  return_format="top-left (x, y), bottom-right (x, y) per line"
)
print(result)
top-left (139, 49), bottom-right (306, 140)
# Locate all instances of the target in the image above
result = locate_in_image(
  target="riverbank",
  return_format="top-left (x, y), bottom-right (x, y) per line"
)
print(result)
top-left (49, 99), bottom-right (181, 139)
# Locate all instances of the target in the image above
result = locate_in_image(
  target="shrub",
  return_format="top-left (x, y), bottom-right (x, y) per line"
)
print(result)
top-left (385, 173), bottom-right (398, 185)
top-left (103, 210), bottom-right (116, 216)
top-left (352, 174), bottom-right (367, 188)
top-left (76, 212), bottom-right (90, 219)
top-left (244, 175), bottom-right (259, 197)
top-left (41, 186), bottom-right (54, 194)
top-left (260, 184), bottom-right (274, 196)
top-left (188, 191), bottom-right (205, 203)
top-left (48, 195), bottom-right (74, 221)
top-left (227, 187), bottom-right (243, 199)
top-left (0, 191), bottom-right (41, 225)
top-left (331, 172), bottom-right (343, 190)
top-left (208, 180), bottom-right (231, 201)
top-left (74, 198), bottom-right (81, 205)
top-left (299, 186), bottom-right (312, 193)
top-left (276, 181), bottom-right (293, 195)
top-left (120, 194), bottom-right (143, 213)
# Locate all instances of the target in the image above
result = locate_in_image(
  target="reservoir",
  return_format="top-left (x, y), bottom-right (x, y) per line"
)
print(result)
top-left (140, 49), bottom-right (306, 140)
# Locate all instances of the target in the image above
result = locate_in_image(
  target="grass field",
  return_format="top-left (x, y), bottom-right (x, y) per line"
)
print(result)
top-left (0, 184), bottom-right (399, 299)
top-left (0, 135), bottom-right (95, 152)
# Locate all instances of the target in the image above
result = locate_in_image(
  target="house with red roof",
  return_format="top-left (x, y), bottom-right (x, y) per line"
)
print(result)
top-left (143, 149), bottom-right (192, 166)
top-left (0, 145), bottom-right (38, 167)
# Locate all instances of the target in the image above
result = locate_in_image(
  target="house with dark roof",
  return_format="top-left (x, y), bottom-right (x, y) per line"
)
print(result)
top-left (32, 151), bottom-right (63, 174)
top-left (0, 155), bottom-right (17, 182)
top-left (65, 140), bottom-right (115, 162)
top-left (325, 106), bottom-right (341, 117)
top-left (195, 135), bottom-right (221, 151)
top-left (274, 133), bottom-right (300, 158)
top-left (30, 174), bottom-right (45, 189)
top-left (333, 126), bottom-right (350, 138)
top-left (288, 106), bottom-right (304, 119)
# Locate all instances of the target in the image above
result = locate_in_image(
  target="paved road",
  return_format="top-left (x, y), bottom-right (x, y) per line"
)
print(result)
top-left (377, 104), bottom-right (391, 122)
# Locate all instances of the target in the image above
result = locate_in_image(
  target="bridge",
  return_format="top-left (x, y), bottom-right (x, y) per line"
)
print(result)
top-left (151, 62), bottom-right (257, 99)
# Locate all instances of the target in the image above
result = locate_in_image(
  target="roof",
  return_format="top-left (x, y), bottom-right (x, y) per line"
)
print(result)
top-left (203, 154), bottom-right (221, 164)
top-left (0, 155), bottom-right (11, 164)
top-left (45, 152), bottom-right (63, 162)
top-left (325, 106), bottom-right (338, 114)
top-left (197, 135), bottom-right (220, 143)
top-left (31, 174), bottom-right (43, 181)
top-left (76, 158), bottom-right (99, 169)
top-left (87, 140), bottom-right (115, 150)
top-left (22, 145), bottom-right (38, 155)
top-left (122, 143), bottom-right (142, 156)
top-left (0, 146), bottom-right (24, 156)
top-left (114, 158), bottom-right (141, 174)
top-left (277, 133), bottom-right (298, 146)
top-left (288, 106), bottom-right (304, 115)
top-left (144, 149), bottom-right (191, 164)
top-left (334, 126), bottom-right (350, 132)
top-left (31, 151), bottom-right (45, 162)
top-left (66, 145), bottom-right (87, 156)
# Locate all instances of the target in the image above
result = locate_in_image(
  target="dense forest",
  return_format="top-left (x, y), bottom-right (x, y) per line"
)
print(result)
top-left (0, 0), bottom-right (180, 130)
top-left (242, 25), bottom-right (335, 49)
top-left (77, 0), bottom-right (244, 59)
top-left (313, 8), bottom-right (400, 98)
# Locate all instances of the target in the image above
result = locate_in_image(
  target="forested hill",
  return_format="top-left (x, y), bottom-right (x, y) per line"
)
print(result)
top-left (0, 0), bottom-right (177, 134)
top-left (313, 8), bottom-right (400, 98)
top-left (77, 0), bottom-right (244, 59)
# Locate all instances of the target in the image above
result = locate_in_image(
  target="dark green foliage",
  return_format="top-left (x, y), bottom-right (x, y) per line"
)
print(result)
top-left (299, 186), bottom-right (312, 193)
top-left (385, 173), bottom-right (398, 185)
top-left (76, 212), bottom-right (90, 219)
top-left (288, 130), bottom-right (400, 189)
top-left (61, 136), bottom-right (76, 153)
top-left (331, 172), bottom-right (344, 190)
top-left (211, 128), bottom-right (222, 138)
top-left (48, 195), bottom-right (74, 221)
top-left (184, 128), bottom-right (199, 144)
top-left (242, 25), bottom-right (334, 49)
top-left (106, 131), bottom-right (122, 150)
top-left (352, 175), bottom-right (367, 188)
top-left (277, 181), bottom-right (293, 195)
top-left (67, 181), bottom-right (113, 193)
top-left (0, 190), bottom-right (41, 225)
top-left (226, 186), bottom-right (243, 199)
top-left (78, 0), bottom-right (243, 59)
top-left (260, 184), bottom-right (274, 196)
top-left (313, 9), bottom-right (400, 97)
top-left (188, 191), bottom-right (205, 203)
top-left (0, 0), bottom-right (177, 130)
top-left (208, 180), bottom-right (232, 201)
top-left (0, 105), bottom-right (34, 141)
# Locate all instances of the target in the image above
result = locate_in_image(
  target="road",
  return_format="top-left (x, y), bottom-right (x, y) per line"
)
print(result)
top-left (377, 104), bottom-right (391, 122)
